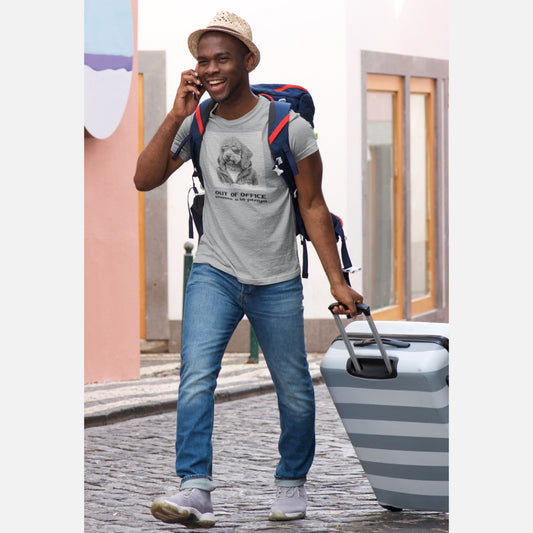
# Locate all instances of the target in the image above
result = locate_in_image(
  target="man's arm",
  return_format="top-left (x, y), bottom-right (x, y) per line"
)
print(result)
top-left (133, 68), bottom-right (205, 191)
top-left (294, 150), bottom-right (363, 318)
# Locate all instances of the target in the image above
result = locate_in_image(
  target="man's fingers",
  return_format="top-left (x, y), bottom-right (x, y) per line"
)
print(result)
top-left (181, 70), bottom-right (202, 86)
top-left (332, 302), bottom-right (363, 319)
top-left (332, 303), bottom-right (350, 315)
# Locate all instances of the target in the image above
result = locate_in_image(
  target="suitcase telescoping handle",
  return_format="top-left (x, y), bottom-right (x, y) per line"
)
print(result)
top-left (328, 302), bottom-right (394, 375)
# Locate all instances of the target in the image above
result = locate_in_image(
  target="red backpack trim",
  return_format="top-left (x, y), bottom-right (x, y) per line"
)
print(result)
top-left (195, 105), bottom-right (205, 135)
top-left (275, 84), bottom-right (308, 93)
top-left (268, 113), bottom-right (290, 145)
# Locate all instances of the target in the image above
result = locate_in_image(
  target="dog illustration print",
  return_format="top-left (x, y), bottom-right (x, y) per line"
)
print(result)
top-left (216, 137), bottom-right (258, 185)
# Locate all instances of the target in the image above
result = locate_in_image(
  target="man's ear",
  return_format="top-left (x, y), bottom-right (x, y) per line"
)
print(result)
top-left (245, 52), bottom-right (256, 72)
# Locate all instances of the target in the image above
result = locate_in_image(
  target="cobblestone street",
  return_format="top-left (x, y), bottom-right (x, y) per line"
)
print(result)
top-left (85, 384), bottom-right (448, 532)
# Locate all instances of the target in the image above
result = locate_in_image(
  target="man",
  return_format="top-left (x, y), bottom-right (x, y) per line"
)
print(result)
top-left (133, 11), bottom-right (363, 527)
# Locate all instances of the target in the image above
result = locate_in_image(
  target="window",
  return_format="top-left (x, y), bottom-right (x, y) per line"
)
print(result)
top-left (362, 52), bottom-right (448, 322)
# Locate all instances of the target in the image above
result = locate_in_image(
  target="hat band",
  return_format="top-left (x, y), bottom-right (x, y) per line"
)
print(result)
top-left (205, 25), bottom-right (250, 40)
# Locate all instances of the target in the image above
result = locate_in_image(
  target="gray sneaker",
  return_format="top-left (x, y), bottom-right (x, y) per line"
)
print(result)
top-left (269, 485), bottom-right (307, 521)
top-left (151, 488), bottom-right (216, 527)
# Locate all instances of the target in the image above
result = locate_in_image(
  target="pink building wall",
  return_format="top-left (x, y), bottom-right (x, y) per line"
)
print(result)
top-left (84, 1), bottom-right (140, 383)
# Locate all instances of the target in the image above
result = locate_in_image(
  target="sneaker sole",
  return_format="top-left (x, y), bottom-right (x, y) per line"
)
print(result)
top-left (151, 498), bottom-right (216, 527)
top-left (268, 509), bottom-right (306, 521)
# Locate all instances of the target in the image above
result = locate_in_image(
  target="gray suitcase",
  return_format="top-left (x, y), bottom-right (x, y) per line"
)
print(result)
top-left (321, 303), bottom-right (449, 512)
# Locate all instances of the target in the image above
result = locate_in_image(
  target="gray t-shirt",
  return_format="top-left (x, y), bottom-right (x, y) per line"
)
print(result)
top-left (172, 96), bottom-right (318, 285)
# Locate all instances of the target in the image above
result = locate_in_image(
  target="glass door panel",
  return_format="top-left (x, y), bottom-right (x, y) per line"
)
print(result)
top-left (367, 92), bottom-right (396, 310)
top-left (410, 93), bottom-right (429, 299)
top-left (410, 78), bottom-right (436, 316)
top-left (366, 74), bottom-right (404, 320)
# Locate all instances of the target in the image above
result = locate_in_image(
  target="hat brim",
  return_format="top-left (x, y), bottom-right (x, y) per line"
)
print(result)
top-left (188, 28), bottom-right (260, 70)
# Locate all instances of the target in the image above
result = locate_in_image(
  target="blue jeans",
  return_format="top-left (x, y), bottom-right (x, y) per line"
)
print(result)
top-left (176, 263), bottom-right (316, 491)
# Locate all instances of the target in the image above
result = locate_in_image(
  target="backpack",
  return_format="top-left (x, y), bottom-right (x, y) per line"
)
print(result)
top-left (172, 83), bottom-right (354, 285)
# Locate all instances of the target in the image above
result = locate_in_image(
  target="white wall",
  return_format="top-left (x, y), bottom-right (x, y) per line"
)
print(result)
top-left (138, 0), bottom-right (448, 321)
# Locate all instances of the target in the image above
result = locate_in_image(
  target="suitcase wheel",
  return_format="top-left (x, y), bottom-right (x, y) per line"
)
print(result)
top-left (380, 504), bottom-right (403, 512)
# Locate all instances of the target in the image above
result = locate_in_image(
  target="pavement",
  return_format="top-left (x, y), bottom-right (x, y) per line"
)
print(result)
top-left (85, 350), bottom-right (449, 532)
top-left (84, 351), bottom-right (325, 428)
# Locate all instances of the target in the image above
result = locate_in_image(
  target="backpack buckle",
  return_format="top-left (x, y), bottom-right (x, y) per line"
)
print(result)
top-left (272, 156), bottom-right (284, 176)
top-left (343, 266), bottom-right (362, 274)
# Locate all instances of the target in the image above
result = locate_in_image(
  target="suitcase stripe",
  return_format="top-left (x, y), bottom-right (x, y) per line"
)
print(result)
top-left (347, 433), bottom-right (448, 452)
top-left (373, 488), bottom-right (448, 512)
top-left (327, 342), bottom-right (449, 370)
top-left (327, 385), bottom-right (448, 409)
top-left (365, 473), bottom-right (448, 497)
top-left (355, 446), bottom-right (448, 466)
top-left (342, 418), bottom-right (448, 438)
top-left (335, 403), bottom-right (448, 424)
top-left (359, 460), bottom-right (448, 481)
top-left (320, 366), bottom-right (448, 392)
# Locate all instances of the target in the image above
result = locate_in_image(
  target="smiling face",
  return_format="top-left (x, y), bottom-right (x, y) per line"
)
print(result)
top-left (196, 32), bottom-right (255, 106)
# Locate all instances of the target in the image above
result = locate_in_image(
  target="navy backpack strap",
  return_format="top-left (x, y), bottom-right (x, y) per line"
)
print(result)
top-left (171, 99), bottom-right (215, 240)
top-left (188, 188), bottom-right (205, 239)
top-left (267, 100), bottom-right (301, 197)
top-left (188, 99), bottom-right (211, 187)
top-left (186, 186), bottom-right (200, 239)
top-left (268, 101), bottom-right (300, 181)
top-left (172, 99), bottom-right (215, 188)
top-left (267, 100), bottom-right (310, 278)
top-left (331, 214), bottom-right (354, 286)
top-left (172, 133), bottom-right (192, 161)
top-left (300, 238), bottom-right (309, 279)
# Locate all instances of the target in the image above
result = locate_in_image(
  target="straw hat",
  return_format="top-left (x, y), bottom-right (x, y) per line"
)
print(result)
top-left (188, 11), bottom-right (260, 70)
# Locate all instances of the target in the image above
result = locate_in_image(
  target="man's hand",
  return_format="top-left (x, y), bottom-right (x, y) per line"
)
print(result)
top-left (170, 68), bottom-right (206, 121)
top-left (330, 283), bottom-right (364, 319)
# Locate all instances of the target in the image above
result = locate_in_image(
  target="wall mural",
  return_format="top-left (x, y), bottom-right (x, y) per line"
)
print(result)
top-left (84, 0), bottom-right (134, 139)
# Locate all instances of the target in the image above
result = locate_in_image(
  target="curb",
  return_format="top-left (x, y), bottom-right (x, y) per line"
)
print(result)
top-left (85, 374), bottom-right (324, 428)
